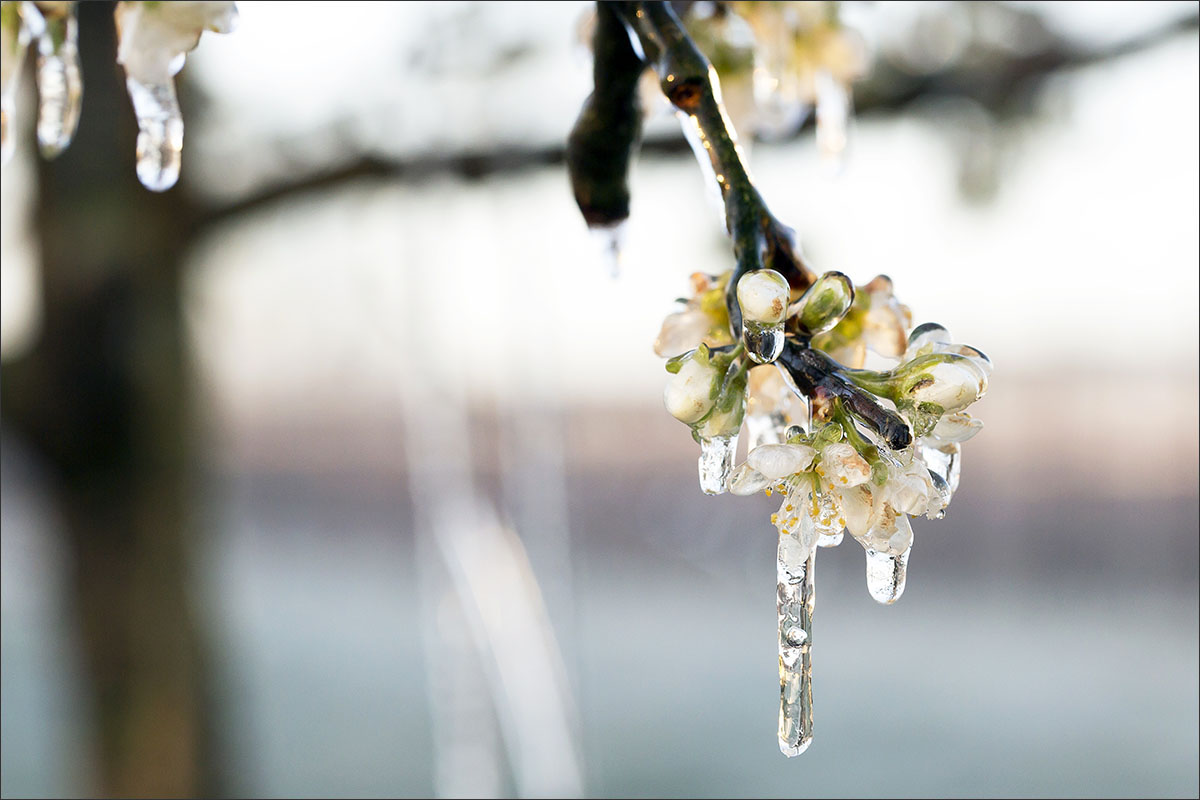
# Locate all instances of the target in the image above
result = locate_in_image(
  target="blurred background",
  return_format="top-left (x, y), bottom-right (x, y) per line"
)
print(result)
top-left (1, 1), bottom-right (1197, 797)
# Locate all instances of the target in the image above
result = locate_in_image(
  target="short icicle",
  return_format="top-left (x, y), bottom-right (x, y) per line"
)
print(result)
top-left (777, 526), bottom-right (815, 756)
top-left (865, 546), bottom-right (910, 605)
top-left (126, 75), bottom-right (182, 192)
top-left (35, 4), bottom-right (83, 158)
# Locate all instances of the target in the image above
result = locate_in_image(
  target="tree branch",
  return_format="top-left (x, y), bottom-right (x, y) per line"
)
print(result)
top-left (566, 1), bottom-right (646, 228)
top-left (613, 0), bottom-right (816, 336)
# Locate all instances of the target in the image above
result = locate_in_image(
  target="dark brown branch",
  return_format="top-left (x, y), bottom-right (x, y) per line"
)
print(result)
top-left (566, 1), bottom-right (646, 227)
top-left (778, 340), bottom-right (912, 451)
top-left (613, 1), bottom-right (816, 336)
top-left (192, 6), bottom-right (1196, 238)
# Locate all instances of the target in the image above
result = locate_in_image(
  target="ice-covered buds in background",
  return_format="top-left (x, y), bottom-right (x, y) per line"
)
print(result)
top-left (737, 269), bottom-right (789, 363)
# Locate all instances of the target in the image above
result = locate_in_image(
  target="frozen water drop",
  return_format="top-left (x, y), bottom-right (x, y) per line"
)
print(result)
top-left (744, 322), bottom-right (784, 364)
top-left (865, 547), bottom-right (910, 605)
top-left (126, 76), bottom-right (183, 192)
top-left (817, 530), bottom-right (843, 548)
top-left (784, 626), bottom-right (806, 646)
top-left (698, 434), bottom-right (736, 495)
top-left (35, 12), bottom-right (82, 158)
top-left (589, 222), bottom-right (624, 279)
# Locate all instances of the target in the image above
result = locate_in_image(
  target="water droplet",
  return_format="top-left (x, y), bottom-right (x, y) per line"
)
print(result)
top-left (784, 625), bottom-right (807, 646)
top-left (744, 322), bottom-right (784, 364)
top-left (35, 10), bottom-right (82, 159)
top-left (921, 442), bottom-right (961, 496)
top-left (126, 76), bottom-right (183, 192)
top-left (865, 547), bottom-right (910, 605)
top-left (698, 433), bottom-right (737, 495)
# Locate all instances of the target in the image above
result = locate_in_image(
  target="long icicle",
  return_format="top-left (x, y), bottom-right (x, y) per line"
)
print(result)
top-left (777, 527), bottom-right (815, 756)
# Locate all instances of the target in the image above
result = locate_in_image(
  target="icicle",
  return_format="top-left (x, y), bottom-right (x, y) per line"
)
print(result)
top-left (1, 0), bottom-right (33, 166)
top-left (588, 221), bottom-right (624, 279)
top-left (34, 3), bottom-right (81, 158)
top-left (127, 75), bottom-right (182, 192)
top-left (743, 324), bottom-right (784, 364)
top-left (777, 527), bottom-right (814, 756)
top-left (114, 1), bottom-right (238, 190)
top-left (698, 433), bottom-right (736, 495)
top-left (864, 546), bottom-right (909, 605)
top-left (815, 70), bottom-right (850, 169)
top-left (921, 442), bottom-right (961, 496)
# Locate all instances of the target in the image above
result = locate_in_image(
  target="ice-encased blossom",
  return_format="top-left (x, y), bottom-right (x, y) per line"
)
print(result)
top-left (116, 1), bottom-right (237, 83)
top-left (744, 364), bottom-right (809, 450)
top-left (811, 274), bottom-right (912, 369)
top-left (654, 271), bottom-right (734, 357)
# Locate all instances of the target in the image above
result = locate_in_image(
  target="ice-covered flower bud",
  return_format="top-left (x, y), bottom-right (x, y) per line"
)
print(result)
top-left (663, 347), bottom-right (721, 424)
top-left (747, 443), bottom-right (816, 480)
top-left (901, 355), bottom-right (988, 414)
top-left (796, 271), bottom-right (854, 335)
top-left (737, 269), bottom-right (789, 364)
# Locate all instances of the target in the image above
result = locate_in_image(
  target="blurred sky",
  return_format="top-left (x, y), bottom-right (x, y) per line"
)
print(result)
top-left (2, 2), bottom-right (1198, 798)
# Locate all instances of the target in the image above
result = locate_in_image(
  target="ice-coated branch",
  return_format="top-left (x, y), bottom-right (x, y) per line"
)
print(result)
top-left (611, 1), bottom-right (815, 335)
top-left (566, 1), bottom-right (646, 228)
top-left (778, 339), bottom-right (912, 451)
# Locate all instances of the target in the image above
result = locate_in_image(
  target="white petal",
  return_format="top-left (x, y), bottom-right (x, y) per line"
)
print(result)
top-left (930, 411), bottom-right (983, 444)
top-left (654, 308), bottom-right (711, 358)
top-left (748, 443), bottom-right (816, 479)
top-left (729, 462), bottom-right (772, 496)
top-left (837, 484), bottom-right (875, 537)
top-left (819, 442), bottom-right (871, 488)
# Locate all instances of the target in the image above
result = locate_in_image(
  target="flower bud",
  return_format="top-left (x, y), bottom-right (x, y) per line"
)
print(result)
top-left (737, 269), bottom-right (790, 324)
top-left (737, 269), bottom-right (789, 364)
top-left (663, 349), bottom-right (720, 424)
top-left (796, 271), bottom-right (854, 334)
top-left (901, 355), bottom-right (988, 414)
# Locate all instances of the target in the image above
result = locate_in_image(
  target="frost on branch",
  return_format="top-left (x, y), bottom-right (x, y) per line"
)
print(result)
top-left (568, 1), bottom-right (992, 758)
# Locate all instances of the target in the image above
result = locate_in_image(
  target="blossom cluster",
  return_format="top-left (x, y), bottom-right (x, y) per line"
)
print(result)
top-left (658, 267), bottom-right (990, 603)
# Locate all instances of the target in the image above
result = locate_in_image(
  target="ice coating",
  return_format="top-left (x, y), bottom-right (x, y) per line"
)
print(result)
top-left (126, 75), bottom-right (181, 191)
top-left (698, 434), bottom-right (736, 495)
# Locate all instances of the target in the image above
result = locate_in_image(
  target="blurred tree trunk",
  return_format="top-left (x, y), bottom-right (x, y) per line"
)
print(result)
top-left (0, 3), bottom-right (214, 795)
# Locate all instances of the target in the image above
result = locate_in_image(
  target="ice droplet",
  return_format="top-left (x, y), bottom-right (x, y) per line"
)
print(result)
top-left (865, 547), bottom-right (910, 605)
top-left (817, 530), bottom-right (843, 548)
top-left (589, 222), bottom-right (624, 279)
top-left (35, 10), bottom-right (82, 158)
top-left (777, 534), bottom-right (814, 757)
top-left (698, 434), bottom-right (736, 495)
top-left (126, 76), bottom-right (182, 192)
top-left (744, 322), bottom-right (784, 364)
